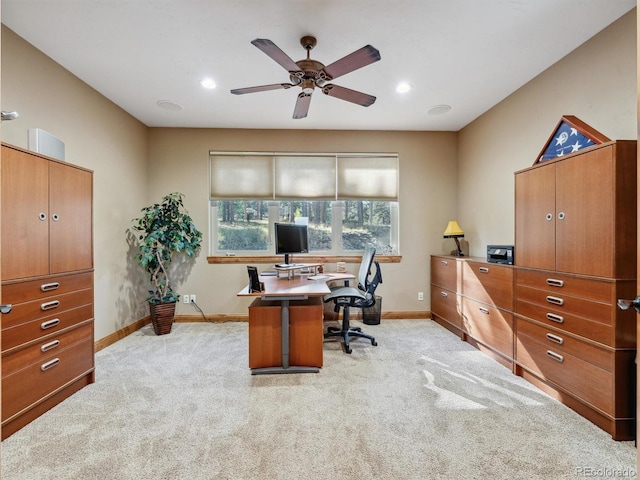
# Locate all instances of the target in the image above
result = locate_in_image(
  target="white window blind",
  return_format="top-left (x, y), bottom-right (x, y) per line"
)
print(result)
top-left (275, 155), bottom-right (336, 199)
top-left (337, 155), bottom-right (398, 201)
top-left (210, 154), bottom-right (273, 199)
top-left (210, 151), bottom-right (398, 200)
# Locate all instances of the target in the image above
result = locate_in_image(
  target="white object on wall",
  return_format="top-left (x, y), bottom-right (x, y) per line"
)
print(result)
top-left (28, 128), bottom-right (65, 161)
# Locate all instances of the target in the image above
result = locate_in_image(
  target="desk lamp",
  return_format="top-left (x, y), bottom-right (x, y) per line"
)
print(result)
top-left (443, 220), bottom-right (465, 257)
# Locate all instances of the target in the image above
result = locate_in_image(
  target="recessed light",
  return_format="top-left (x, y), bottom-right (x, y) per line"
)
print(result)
top-left (396, 82), bottom-right (412, 93)
top-left (157, 100), bottom-right (183, 111)
top-left (428, 104), bottom-right (451, 115)
top-left (200, 78), bottom-right (216, 89)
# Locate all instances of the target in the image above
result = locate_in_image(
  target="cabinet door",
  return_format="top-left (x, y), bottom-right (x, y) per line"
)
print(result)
top-left (49, 162), bottom-right (93, 274)
top-left (555, 147), bottom-right (613, 277)
top-left (1, 147), bottom-right (50, 279)
top-left (515, 165), bottom-right (556, 270)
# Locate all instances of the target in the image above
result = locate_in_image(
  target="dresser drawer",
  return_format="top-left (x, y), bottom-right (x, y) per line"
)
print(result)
top-left (2, 304), bottom-right (94, 353)
top-left (516, 317), bottom-right (611, 372)
top-left (462, 261), bottom-right (513, 310)
top-left (516, 329), bottom-right (612, 414)
top-left (2, 335), bottom-right (94, 421)
top-left (515, 284), bottom-right (611, 326)
top-left (515, 300), bottom-right (612, 346)
top-left (462, 298), bottom-right (513, 358)
top-left (515, 269), bottom-right (612, 304)
top-left (431, 256), bottom-right (459, 291)
top-left (2, 271), bottom-right (93, 304)
top-left (2, 288), bottom-right (93, 329)
top-left (430, 286), bottom-right (461, 330)
top-left (2, 321), bottom-right (94, 377)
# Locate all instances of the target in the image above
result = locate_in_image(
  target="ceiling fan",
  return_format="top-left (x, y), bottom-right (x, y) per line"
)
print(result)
top-left (230, 36), bottom-right (381, 119)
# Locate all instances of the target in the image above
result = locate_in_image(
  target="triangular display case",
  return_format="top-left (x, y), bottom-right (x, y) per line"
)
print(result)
top-left (534, 115), bottom-right (611, 164)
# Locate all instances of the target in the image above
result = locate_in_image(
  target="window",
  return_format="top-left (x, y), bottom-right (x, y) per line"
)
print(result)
top-left (210, 152), bottom-right (399, 256)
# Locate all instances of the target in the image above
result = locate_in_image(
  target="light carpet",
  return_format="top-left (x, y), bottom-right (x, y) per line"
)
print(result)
top-left (1, 320), bottom-right (636, 480)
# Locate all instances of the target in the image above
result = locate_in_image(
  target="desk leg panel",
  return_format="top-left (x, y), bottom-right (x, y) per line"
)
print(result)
top-left (248, 302), bottom-right (282, 369)
top-left (248, 298), bottom-right (323, 370)
top-left (290, 300), bottom-right (323, 368)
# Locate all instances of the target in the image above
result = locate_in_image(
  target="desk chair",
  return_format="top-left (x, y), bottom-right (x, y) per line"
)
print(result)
top-left (323, 246), bottom-right (382, 354)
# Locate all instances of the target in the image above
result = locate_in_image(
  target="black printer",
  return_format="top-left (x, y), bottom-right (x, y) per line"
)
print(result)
top-left (486, 245), bottom-right (514, 265)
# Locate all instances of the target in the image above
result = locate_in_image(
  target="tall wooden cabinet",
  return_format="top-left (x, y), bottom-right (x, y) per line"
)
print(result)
top-left (514, 140), bottom-right (636, 440)
top-left (1, 143), bottom-right (95, 439)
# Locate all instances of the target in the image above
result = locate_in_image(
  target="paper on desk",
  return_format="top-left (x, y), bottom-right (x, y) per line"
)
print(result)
top-left (307, 275), bottom-right (330, 281)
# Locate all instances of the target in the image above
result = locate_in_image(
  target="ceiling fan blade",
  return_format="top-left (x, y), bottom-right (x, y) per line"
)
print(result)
top-left (322, 84), bottom-right (376, 107)
top-left (293, 92), bottom-right (312, 119)
top-left (251, 39), bottom-right (302, 73)
top-left (323, 45), bottom-right (381, 80)
top-left (231, 83), bottom-right (294, 95)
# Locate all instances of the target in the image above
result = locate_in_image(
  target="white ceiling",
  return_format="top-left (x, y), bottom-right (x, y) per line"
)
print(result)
top-left (2, 1), bottom-right (635, 131)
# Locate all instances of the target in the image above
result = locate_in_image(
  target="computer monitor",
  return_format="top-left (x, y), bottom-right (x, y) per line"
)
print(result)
top-left (274, 223), bottom-right (309, 265)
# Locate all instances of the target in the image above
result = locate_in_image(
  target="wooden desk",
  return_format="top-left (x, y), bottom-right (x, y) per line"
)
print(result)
top-left (238, 272), bottom-right (353, 375)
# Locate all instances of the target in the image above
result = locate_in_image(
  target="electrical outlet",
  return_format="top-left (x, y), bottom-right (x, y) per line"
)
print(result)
top-left (418, 292), bottom-right (424, 301)
top-left (182, 295), bottom-right (189, 304)
top-left (190, 294), bottom-right (197, 304)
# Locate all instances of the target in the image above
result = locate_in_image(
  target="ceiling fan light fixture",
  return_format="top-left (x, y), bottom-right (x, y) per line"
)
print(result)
top-left (301, 78), bottom-right (315, 94)
top-left (230, 36), bottom-right (381, 119)
top-left (428, 104), bottom-right (451, 115)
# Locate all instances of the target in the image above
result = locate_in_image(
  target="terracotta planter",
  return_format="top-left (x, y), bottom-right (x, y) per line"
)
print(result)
top-left (149, 301), bottom-right (176, 335)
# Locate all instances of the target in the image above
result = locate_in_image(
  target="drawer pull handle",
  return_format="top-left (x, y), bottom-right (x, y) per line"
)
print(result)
top-left (546, 350), bottom-right (564, 363)
top-left (41, 318), bottom-right (61, 330)
top-left (440, 291), bottom-right (448, 298)
top-left (478, 307), bottom-right (490, 314)
top-left (41, 358), bottom-right (60, 371)
top-left (41, 282), bottom-right (60, 292)
top-left (545, 333), bottom-right (564, 345)
top-left (546, 313), bottom-right (564, 324)
top-left (41, 340), bottom-right (60, 352)
top-left (546, 278), bottom-right (564, 287)
top-left (39, 212), bottom-right (47, 221)
top-left (440, 260), bottom-right (448, 266)
top-left (41, 300), bottom-right (60, 311)
top-left (545, 213), bottom-right (553, 221)
top-left (545, 295), bottom-right (564, 306)
top-left (478, 267), bottom-right (489, 273)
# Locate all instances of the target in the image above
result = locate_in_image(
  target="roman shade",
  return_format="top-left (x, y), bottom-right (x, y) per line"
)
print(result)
top-left (210, 152), bottom-right (398, 201)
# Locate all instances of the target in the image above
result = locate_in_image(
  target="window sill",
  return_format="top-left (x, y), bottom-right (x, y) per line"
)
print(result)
top-left (207, 255), bottom-right (402, 264)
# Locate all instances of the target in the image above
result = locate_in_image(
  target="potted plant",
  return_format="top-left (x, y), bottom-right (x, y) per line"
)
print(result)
top-left (131, 192), bottom-right (202, 335)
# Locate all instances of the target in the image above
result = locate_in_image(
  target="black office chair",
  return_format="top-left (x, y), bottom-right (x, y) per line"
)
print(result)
top-left (323, 246), bottom-right (382, 354)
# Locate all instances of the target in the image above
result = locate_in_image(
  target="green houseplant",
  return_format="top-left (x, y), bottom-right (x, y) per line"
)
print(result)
top-left (131, 192), bottom-right (202, 335)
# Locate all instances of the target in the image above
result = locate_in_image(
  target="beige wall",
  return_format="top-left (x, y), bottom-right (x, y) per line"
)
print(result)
top-left (147, 128), bottom-right (458, 316)
top-left (1, 26), bottom-right (149, 340)
top-left (458, 10), bottom-right (637, 256)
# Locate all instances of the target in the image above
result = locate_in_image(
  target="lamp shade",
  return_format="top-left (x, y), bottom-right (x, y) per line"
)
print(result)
top-left (443, 220), bottom-right (464, 238)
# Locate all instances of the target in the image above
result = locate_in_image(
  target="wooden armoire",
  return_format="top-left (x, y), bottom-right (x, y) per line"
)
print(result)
top-left (1, 143), bottom-right (95, 439)
top-left (514, 139), bottom-right (637, 440)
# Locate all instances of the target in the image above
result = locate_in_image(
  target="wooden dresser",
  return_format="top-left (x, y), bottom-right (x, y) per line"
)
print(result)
top-left (513, 140), bottom-right (637, 440)
top-left (431, 255), bottom-right (514, 369)
top-left (1, 143), bottom-right (95, 439)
